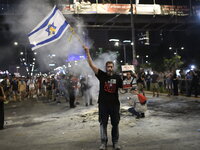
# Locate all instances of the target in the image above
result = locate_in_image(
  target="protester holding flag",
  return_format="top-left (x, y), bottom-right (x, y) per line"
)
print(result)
top-left (83, 45), bottom-right (122, 150)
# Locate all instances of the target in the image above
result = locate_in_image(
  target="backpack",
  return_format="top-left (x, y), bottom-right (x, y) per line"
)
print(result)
top-left (137, 94), bottom-right (147, 105)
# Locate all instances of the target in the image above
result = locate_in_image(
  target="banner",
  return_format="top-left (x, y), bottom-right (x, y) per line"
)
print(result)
top-left (61, 3), bottom-right (190, 16)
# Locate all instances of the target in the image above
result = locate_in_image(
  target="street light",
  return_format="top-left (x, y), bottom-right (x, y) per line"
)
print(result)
top-left (169, 46), bottom-right (184, 55)
top-left (191, 65), bottom-right (196, 70)
top-left (123, 40), bottom-right (131, 43)
top-left (114, 41), bottom-right (120, 47)
top-left (16, 66), bottom-right (20, 73)
top-left (14, 42), bottom-right (18, 46)
top-left (109, 39), bottom-right (119, 42)
top-left (14, 42), bottom-right (30, 75)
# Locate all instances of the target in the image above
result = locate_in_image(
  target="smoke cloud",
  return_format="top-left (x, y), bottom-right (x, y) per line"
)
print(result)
top-left (5, 0), bottom-right (119, 101)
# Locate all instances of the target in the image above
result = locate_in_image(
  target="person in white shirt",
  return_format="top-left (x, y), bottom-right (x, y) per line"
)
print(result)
top-left (128, 87), bottom-right (147, 119)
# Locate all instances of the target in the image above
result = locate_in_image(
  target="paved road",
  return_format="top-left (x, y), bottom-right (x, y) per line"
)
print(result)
top-left (0, 94), bottom-right (200, 150)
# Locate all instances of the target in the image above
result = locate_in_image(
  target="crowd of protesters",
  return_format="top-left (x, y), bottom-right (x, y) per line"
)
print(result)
top-left (0, 74), bottom-right (94, 108)
top-left (122, 68), bottom-right (200, 98)
top-left (0, 68), bottom-right (199, 106)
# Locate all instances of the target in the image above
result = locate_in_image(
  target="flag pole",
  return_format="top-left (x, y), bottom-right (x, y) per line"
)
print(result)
top-left (69, 26), bottom-right (85, 46)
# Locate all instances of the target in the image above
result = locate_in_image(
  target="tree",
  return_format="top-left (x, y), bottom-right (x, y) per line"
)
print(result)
top-left (164, 55), bottom-right (183, 71)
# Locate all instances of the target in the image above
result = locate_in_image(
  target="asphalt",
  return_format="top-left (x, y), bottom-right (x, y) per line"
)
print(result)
top-left (0, 93), bottom-right (200, 150)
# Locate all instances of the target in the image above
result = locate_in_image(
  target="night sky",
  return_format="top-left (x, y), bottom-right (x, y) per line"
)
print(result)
top-left (0, 0), bottom-right (200, 71)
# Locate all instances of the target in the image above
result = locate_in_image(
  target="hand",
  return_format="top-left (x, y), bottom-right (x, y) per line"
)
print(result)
top-left (83, 45), bottom-right (89, 53)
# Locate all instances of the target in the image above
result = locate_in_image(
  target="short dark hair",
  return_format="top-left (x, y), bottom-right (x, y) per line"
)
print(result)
top-left (105, 61), bottom-right (114, 67)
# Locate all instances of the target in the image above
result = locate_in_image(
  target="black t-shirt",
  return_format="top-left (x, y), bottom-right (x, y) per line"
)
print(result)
top-left (151, 74), bottom-right (159, 83)
top-left (137, 72), bottom-right (145, 84)
top-left (95, 69), bottom-right (123, 106)
top-left (51, 79), bottom-right (58, 89)
top-left (11, 80), bottom-right (18, 91)
top-left (47, 82), bottom-right (52, 91)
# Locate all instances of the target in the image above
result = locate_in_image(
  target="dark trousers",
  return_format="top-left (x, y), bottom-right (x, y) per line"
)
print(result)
top-left (188, 82), bottom-right (198, 97)
top-left (69, 92), bottom-right (75, 108)
top-left (98, 104), bottom-right (120, 144)
top-left (0, 101), bottom-right (4, 129)
top-left (173, 80), bottom-right (178, 96)
top-left (146, 81), bottom-right (150, 91)
top-left (128, 107), bottom-right (140, 116)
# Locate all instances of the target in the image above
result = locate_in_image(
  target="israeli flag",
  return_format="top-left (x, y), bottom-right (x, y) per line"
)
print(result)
top-left (28, 6), bottom-right (70, 50)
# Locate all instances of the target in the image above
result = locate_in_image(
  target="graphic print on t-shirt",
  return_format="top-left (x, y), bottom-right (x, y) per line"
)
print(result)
top-left (104, 79), bottom-right (117, 93)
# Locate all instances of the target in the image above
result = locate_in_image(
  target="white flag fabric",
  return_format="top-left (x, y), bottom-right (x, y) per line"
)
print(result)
top-left (28, 6), bottom-right (70, 50)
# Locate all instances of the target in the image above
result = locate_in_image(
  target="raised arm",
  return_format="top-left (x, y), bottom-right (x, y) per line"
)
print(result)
top-left (83, 45), bottom-right (99, 74)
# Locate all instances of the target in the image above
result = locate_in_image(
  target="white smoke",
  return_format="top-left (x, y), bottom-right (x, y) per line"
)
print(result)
top-left (6, 0), bottom-right (119, 103)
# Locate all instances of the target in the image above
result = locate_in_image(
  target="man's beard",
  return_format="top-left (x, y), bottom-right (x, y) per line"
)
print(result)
top-left (107, 70), bottom-right (113, 76)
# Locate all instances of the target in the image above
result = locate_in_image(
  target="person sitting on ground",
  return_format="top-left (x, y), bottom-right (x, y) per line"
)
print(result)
top-left (128, 87), bottom-right (147, 119)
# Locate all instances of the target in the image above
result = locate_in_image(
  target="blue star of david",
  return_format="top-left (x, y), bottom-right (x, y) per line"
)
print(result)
top-left (46, 22), bottom-right (57, 36)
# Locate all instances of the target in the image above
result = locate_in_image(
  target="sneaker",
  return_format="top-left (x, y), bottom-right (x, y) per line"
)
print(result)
top-left (57, 101), bottom-right (61, 104)
top-left (140, 113), bottom-right (145, 118)
top-left (70, 105), bottom-right (76, 108)
top-left (99, 143), bottom-right (107, 150)
top-left (136, 115), bottom-right (140, 119)
top-left (4, 101), bottom-right (9, 104)
top-left (113, 143), bottom-right (121, 150)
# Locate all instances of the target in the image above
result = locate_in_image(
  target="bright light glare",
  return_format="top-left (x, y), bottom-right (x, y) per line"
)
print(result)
top-left (14, 42), bottom-right (18, 46)
top-left (191, 65), bottom-right (195, 70)
top-left (109, 39), bottom-right (119, 42)
top-left (123, 40), bottom-right (131, 43)
top-left (136, 55), bottom-right (139, 58)
top-left (181, 47), bottom-right (184, 50)
top-left (114, 42), bottom-right (119, 47)
top-left (169, 47), bottom-right (172, 50)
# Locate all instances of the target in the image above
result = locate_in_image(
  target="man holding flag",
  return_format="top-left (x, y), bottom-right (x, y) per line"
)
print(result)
top-left (83, 45), bottom-right (122, 150)
top-left (28, 5), bottom-right (122, 150)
